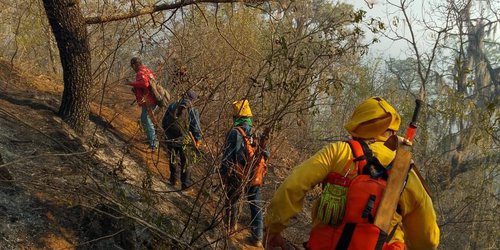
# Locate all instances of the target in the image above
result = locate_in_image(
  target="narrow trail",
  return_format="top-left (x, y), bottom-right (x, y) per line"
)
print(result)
top-left (0, 61), bottom-right (299, 249)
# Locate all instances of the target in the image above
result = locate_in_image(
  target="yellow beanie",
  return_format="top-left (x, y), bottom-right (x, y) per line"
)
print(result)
top-left (344, 97), bottom-right (401, 140)
top-left (233, 100), bottom-right (253, 117)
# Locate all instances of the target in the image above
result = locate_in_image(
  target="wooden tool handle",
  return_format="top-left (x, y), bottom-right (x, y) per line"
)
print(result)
top-left (374, 144), bottom-right (413, 233)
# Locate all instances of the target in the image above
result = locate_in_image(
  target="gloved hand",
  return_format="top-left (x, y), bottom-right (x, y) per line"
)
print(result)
top-left (195, 140), bottom-right (202, 149)
top-left (264, 231), bottom-right (287, 250)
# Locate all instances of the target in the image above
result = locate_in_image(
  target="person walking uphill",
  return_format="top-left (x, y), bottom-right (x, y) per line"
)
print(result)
top-left (162, 90), bottom-right (202, 191)
top-left (220, 100), bottom-right (270, 247)
top-left (125, 57), bottom-right (158, 151)
top-left (264, 97), bottom-right (440, 250)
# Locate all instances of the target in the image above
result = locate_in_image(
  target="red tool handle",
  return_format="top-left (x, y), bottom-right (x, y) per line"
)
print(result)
top-left (405, 99), bottom-right (423, 143)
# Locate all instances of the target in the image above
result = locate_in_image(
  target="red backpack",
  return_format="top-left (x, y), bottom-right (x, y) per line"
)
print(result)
top-left (307, 140), bottom-right (394, 250)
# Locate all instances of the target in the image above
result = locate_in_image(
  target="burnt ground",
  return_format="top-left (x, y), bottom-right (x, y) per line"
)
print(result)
top-left (0, 61), bottom-right (315, 250)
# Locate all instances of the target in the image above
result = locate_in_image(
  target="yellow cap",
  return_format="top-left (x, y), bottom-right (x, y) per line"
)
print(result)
top-left (233, 100), bottom-right (253, 117)
top-left (344, 97), bottom-right (401, 140)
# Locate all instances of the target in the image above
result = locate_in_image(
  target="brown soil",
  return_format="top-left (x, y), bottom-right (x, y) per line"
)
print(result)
top-left (0, 60), bottom-right (285, 249)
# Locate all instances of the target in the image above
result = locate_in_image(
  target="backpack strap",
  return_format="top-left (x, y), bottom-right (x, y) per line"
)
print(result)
top-left (234, 127), bottom-right (255, 158)
top-left (346, 140), bottom-right (387, 179)
top-left (234, 126), bottom-right (247, 139)
top-left (234, 127), bottom-right (247, 138)
top-left (173, 103), bottom-right (187, 125)
top-left (346, 140), bottom-right (367, 175)
top-left (231, 127), bottom-right (256, 180)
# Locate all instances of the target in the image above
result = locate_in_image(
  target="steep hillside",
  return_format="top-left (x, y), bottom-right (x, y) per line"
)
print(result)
top-left (0, 61), bottom-right (286, 249)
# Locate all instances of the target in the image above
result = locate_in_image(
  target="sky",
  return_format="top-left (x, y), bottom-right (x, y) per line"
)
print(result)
top-left (346, 0), bottom-right (500, 59)
top-left (347, 0), bottom-right (430, 59)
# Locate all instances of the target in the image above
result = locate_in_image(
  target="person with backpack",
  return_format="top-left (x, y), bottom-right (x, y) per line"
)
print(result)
top-left (125, 57), bottom-right (159, 151)
top-left (263, 97), bottom-right (440, 250)
top-left (162, 90), bottom-right (202, 191)
top-left (220, 100), bottom-right (270, 247)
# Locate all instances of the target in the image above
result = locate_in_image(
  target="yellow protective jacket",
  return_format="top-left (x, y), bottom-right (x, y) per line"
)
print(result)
top-left (265, 141), bottom-right (440, 250)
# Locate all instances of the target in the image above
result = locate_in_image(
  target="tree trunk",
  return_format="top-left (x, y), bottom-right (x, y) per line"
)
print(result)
top-left (42, 0), bottom-right (91, 134)
top-left (455, 1), bottom-right (472, 95)
top-left (469, 21), bottom-right (489, 107)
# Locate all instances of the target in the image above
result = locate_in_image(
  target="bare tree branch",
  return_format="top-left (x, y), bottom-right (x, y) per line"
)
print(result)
top-left (85, 0), bottom-right (267, 25)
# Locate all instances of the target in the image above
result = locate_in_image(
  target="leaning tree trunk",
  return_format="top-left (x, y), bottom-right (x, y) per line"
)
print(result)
top-left (42, 0), bottom-right (91, 134)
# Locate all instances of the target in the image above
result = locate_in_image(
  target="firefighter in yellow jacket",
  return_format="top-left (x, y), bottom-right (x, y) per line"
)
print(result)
top-left (264, 97), bottom-right (440, 250)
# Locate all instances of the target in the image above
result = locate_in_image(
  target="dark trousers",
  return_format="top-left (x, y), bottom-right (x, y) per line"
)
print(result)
top-left (167, 145), bottom-right (191, 189)
top-left (225, 176), bottom-right (263, 240)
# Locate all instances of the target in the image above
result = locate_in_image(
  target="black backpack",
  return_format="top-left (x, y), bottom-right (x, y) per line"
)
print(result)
top-left (162, 102), bottom-right (190, 142)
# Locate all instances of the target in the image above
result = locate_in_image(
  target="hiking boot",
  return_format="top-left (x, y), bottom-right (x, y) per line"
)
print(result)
top-left (253, 239), bottom-right (263, 248)
top-left (168, 180), bottom-right (179, 187)
top-left (149, 140), bottom-right (159, 152)
top-left (247, 236), bottom-right (263, 247)
top-left (181, 187), bottom-right (196, 197)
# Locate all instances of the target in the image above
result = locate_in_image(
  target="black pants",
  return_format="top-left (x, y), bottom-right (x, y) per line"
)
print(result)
top-left (167, 145), bottom-right (191, 189)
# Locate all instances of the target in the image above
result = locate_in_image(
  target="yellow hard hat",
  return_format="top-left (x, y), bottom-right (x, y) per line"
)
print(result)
top-left (233, 100), bottom-right (253, 117)
top-left (344, 97), bottom-right (401, 140)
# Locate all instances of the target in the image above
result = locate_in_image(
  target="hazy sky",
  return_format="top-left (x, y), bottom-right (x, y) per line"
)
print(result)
top-left (346, 0), bottom-right (500, 59)
top-left (348, 0), bottom-right (423, 58)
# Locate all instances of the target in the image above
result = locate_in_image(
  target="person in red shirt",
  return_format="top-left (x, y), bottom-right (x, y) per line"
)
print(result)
top-left (125, 57), bottom-right (158, 150)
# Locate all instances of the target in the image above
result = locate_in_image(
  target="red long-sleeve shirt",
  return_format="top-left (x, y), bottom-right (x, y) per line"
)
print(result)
top-left (128, 65), bottom-right (157, 107)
